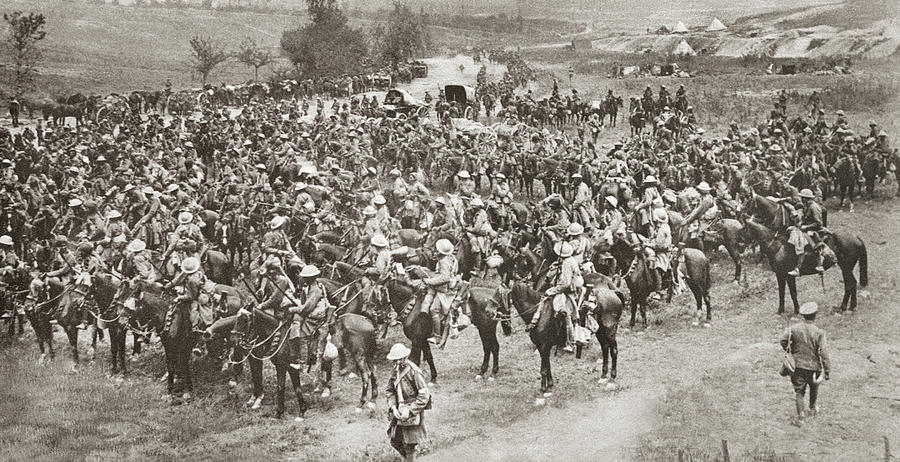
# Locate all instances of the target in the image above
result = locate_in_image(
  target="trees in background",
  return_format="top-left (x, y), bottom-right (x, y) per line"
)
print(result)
top-left (280, 0), bottom-right (368, 78)
top-left (3, 11), bottom-right (47, 98)
top-left (370, 1), bottom-right (430, 68)
top-left (235, 36), bottom-right (275, 80)
top-left (189, 35), bottom-right (228, 85)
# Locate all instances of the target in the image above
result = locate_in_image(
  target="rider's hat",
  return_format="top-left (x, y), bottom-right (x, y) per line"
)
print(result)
top-left (799, 188), bottom-right (815, 199)
top-left (470, 197), bottom-right (485, 208)
top-left (606, 196), bottom-right (618, 208)
top-left (68, 198), bottom-right (83, 207)
top-left (269, 215), bottom-right (287, 230)
top-left (567, 222), bottom-right (584, 236)
top-left (127, 239), bottom-right (146, 253)
top-left (370, 234), bottom-right (389, 248)
top-left (554, 242), bottom-right (574, 258)
top-left (456, 170), bottom-right (471, 179)
top-left (0, 235), bottom-right (12, 246)
top-left (178, 211), bottom-right (193, 224)
top-left (106, 209), bottom-right (122, 220)
top-left (299, 265), bottom-right (320, 278)
top-left (435, 238), bottom-right (454, 256)
top-left (653, 208), bottom-right (669, 223)
top-left (696, 181), bottom-right (712, 192)
top-left (486, 255), bottom-right (503, 268)
top-left (181, 257), bottom-right (201, 274)
top-left (373, 195), bottom-right (387, 206)
top-left (643, 175), bottom-right (658, 184)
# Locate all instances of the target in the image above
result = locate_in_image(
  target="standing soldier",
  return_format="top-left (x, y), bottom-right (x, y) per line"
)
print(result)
top-left (8, 97), bottom-right (20, 128)
top-left (781, 302), bottom-right (830, 427)
top-left (385, 343), bottom-right (431, 462)
top-left (164, 211), bottom-right (204, 276)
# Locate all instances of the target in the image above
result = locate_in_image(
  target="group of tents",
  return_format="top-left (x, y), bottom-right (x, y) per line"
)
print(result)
top-left (661, 17), bottom-right (727, 56)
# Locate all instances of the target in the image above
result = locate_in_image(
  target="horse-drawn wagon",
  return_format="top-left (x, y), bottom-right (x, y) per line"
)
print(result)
top-left (382, 88), bottom-right (429, 119)
top-left (444, 84), bottom-right (478, 120)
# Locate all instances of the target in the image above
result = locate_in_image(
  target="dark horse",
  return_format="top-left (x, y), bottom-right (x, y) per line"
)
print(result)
top-left (464, 283), bottom-right (513, 380)
top-left (832, 157), bottom-right (858, 208)
top-left (744, 220), bottom-right (867, 314)
top-left (71, 273), bottom-right (128, 374)
top-left (231, 307), bottom-right (308, 420)
top-left (509, 276), bottom-right (624, 393)
top-left (384, 279), bottom-right (438, 384)
top-left (27, 279), bottom-right (80, 366)
top-left (132, 284), bottom-right (198, 400)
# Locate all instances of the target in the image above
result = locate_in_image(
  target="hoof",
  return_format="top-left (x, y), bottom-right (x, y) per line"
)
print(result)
top-left (365, 401), bottom-right (377, 410)
top-left (542, 391), bottom-right (553, 398)
top-left (320, 388), bottom-right (331, 398)
top-left (691, 321), bottom-right (699, 327)
top-left (703, 322), bottom-right (711, 328)
top-left (427, 382), bottom-right (436, 388)
top-left (294, 416), bottom-right (304, 423)
top-left (605, 381), bottom-right (618, 391)
top-left (534, 397), bottom-right (546, 406)
top-left (474, 375), bottom-right (483, 382)
top-left (251, 396), bottom-right (264, 410)
top-left (487, 376), bottom-right (495, 382)
top-left (598, 377), bottom-right (609, 384)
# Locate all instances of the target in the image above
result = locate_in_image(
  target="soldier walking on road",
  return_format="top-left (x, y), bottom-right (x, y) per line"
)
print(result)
top-left (781, 302), bottom-right (831, 427)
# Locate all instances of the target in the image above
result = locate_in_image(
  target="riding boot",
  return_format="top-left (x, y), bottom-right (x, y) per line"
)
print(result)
top-left (815, 249), bottom-right (825, 273)
top-left (427, 309), bottom-right (442, 344)
top-left (562, 311), bottom-right (575, 353)
top-left (525, 310), bottom-right (540, 332)
top-left (787, 254), bottom-right (803, 277)
top-left (439, 317), bottom-right (451, 349)
top-left (289, 338), bottom-right (305, 370)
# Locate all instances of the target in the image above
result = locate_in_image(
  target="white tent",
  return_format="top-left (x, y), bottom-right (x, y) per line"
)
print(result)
top-left (672, 21), bottom-right (689, 34)
top-left (706, 18), bottom-right (727, 32)
top-left (673, 39), bottom-right (697, 56)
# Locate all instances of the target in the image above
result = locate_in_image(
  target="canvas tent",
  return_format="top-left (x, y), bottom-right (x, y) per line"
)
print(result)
top-left (673, 39), bottom-right (697, 56)
top-left (706, 18), bottom-right (726, 32)
top-left (672, 21), bottom-right (689, 34)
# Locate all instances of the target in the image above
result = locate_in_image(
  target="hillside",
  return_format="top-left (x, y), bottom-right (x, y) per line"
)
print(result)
top-left (3, 0), bottom-right (305, 96)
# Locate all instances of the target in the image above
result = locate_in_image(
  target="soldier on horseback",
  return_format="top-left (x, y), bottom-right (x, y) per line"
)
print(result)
top-left (684, 181), bottom-right (717, 242)
top-left (287, 265), bottom-right (334, 384)
top-left (361, 234), bottom-right (392, 314)
top-left (787, 189), bottom-right (826, 276)
top-left (167, 257), bottom-right (212, 334)
top-left (526, 241), bottom-right (580, 353)
top-left (465, 197), bottom-right (495, 277)
top-left (164, 211), bottom-right (204, 276)
top-left (420, 238), bottom-right (459, 346)
top-left (571, 173), bottom-right (595, 229)
top-left (263, 216), bottom-right (297, 262)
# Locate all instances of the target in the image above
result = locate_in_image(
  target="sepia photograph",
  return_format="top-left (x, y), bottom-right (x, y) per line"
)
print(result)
top-left (0, 0), bottom-right (898, 460)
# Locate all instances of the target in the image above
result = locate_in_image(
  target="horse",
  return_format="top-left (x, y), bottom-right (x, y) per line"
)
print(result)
top-left (319, 277), bottom-right (379, 409)
top-left (384, 279), bottom-right (438, 383)
top-left (231, 307), bottom-right (308, 420)
top-left (832, 157), bottom-right (858, 207)
top-left (669, 209), bottom-right (746, 284)
top-left (27, 278), bottom-right (80, 366)
top-left (218, 215), bottom-right (252, 269)
top-left (744, 220), bottom-right (867, 314)
top-left (672, 247), bottom-right (713, 326)
top-left (1, 266), bottom-right (30, 338)
top-left (464, 280), bottom-right (513, 380)
top-left (509, 281), bottom-right (567, 393)
top-left (132, 283), bottom-right (197, 400)
top-left (203, 249), bottom-right (234, 285)
top-left (71, 273), bottom-right (127, 374)
top-left (582, 273), bottom-right (625, 385)
top-left (603, 96), bottom-right (623, 127)
top-left (630, 112), bottom-right (646, 137)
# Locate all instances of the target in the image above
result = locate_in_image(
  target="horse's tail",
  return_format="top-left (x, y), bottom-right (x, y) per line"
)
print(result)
top-left (858, 238), bottom-right (868, 288)
top-left (703, 257), bottom-right (712, 291)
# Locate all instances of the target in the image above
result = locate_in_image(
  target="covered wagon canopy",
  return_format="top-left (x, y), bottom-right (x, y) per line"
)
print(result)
top-left (444, 85), bottom-right (477, 105)
top-left (384, 88), bottom-right (420, 106)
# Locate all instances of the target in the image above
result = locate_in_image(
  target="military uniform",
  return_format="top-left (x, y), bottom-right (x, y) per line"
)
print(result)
top-left (421, 251), bottom-right (459, 344)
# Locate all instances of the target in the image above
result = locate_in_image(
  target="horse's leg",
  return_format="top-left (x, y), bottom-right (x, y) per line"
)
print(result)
top-left (109, 327), bottom-right (119, 375)
top-left (705, 288), bottom-right (713, 323)
top-left (181, 343), bottom-right (193, 395)
top-left (490, 326), bottom-right (500, 377)
top-left (250, 358), bottom-right (264, 406)
top-left (787, 276), bottom-right (800, 315)
top-left (840, 264), bottom-right (856, 312)
top-left (477, 326), bottom-right (490, 379)
top-left (691, 282), bottom-right (703, 325)
top-left (275, 364), bottom-right (287, 418)
top-left (640, 297), bottom-right (648, 328)
top-left (726, 243), bottom-right (742, 283)
top-left (629, 294), bottom-right (637, 327)
top-left (67, 327), bottom-right (79, 365)
top-left (287, 366), bottom-right (307, 419)
top-left (118, 326), bottom-right (128, 374)
top-left (776, 273), bottom-right (786, 314)
top-left (539, 344), bottom-right (549, 393)
top-left (597, 324), bottom-right (609, 381)
top-left (422, 341), bottom-right (437, 384)
top-left (408, 342), bottom-right (421, 367)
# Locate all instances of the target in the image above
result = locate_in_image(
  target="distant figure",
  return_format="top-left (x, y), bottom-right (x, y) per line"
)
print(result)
top-left (780, 302), bottom-right (831, 427)
top-left (8, 97), bottom-right (20, 127)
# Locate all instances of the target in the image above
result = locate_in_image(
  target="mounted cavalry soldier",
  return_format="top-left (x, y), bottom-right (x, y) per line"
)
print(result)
top-left (361, 234), bottom-right (392, 314)
top-left (263, 216), bottom-right (296, 262)
top-left (419, 238), bottom-right (459, 346)
top-left (787, 188), bottom-right (826, 276)
top-left (164, 211), bottom-right (205, 277)
top-left (571, 173), bottom-right (595, 229)
top-left (526, 241), bottom-right (581, 353)
top-left (287, 264), bottom-right (333, 384)
top-left (683, 181), bottom-right (717, 243)
top-left (465, 197), bottom-right (495, 277)
top-left (167, 256), bottom-right (212, 332)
